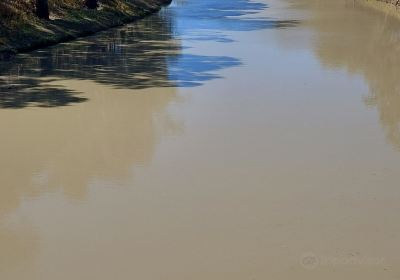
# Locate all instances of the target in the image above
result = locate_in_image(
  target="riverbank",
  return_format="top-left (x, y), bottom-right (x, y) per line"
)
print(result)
top-left (0, 0), bottom-right (171, 58)
top-left (377, 0), bottom-right (400, 6)
top-left (361, 0), bottom-right (400, 20)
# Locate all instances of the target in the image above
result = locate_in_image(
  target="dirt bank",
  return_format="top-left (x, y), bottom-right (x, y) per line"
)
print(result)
top-left (377, 0), bottom-right (400, 6)
top-left (361, 0), bottom-right (400, 20)
top-left (0, 0), bottom-right (171, 58)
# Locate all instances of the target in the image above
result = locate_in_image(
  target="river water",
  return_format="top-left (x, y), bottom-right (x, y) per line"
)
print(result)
top-left (1, 0), bottom-right (400, 279)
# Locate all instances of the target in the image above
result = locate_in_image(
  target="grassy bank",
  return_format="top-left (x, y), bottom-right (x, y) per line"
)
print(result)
top-left (0, 0), bottom-right (172, 57)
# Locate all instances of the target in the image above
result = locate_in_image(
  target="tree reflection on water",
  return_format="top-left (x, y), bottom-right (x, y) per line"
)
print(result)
top-left (305, 1), bottom-right (400, 149)
top-left (0, 0), bottom-right (299, 109)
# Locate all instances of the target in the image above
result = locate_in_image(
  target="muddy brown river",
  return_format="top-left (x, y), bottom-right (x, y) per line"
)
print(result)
top-left (1, 0), bottom-right (400, 279)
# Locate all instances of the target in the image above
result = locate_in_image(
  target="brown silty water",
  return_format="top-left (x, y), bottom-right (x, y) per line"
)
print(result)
top-left (0, 0), bottom-right (400, 279)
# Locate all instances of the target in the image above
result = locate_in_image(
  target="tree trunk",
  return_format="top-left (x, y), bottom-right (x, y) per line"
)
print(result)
top-left (85, 0), bottom-right (98, 9)
top-left (36, 0), bottom-right (49, 19)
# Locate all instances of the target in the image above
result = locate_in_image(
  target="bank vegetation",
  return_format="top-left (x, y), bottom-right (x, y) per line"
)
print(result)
top-left (0, 0), bottom-right (171, 56)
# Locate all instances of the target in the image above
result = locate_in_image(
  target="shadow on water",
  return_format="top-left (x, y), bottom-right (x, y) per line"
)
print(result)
top-left (0, 77), bottom-right (87, 108)
top-left (0, 0), bottom-right (299, 109)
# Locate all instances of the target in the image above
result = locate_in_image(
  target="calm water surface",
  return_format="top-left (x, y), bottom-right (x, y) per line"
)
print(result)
top-left (1, 0), bottom-right (400, 279)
